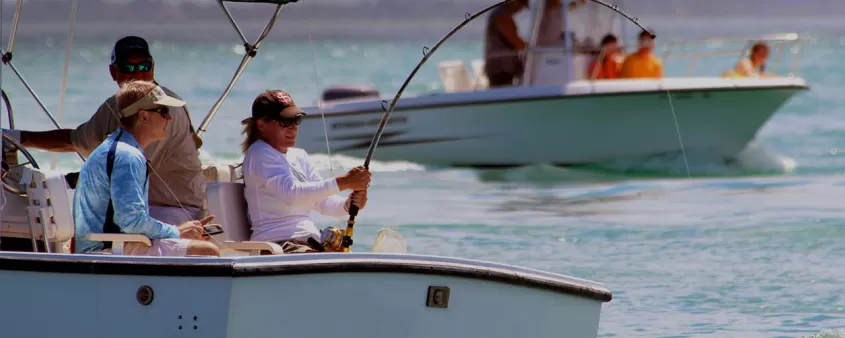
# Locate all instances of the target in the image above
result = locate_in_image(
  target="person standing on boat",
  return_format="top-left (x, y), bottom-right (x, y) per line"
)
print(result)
top-left (484, 0), bottom-right (529, 87)
top-left (1, 36), bottom-right (205, 226)
top-left (618, 30), bottom-right (664, 79)
top-left (73, 80), bottom-right (220, 257)
top-left (240, 90), bottom-right (371, 254)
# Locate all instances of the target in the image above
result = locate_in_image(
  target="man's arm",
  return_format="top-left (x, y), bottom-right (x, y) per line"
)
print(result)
top-left (494, 14), bottom-right (526, 51)
top-left (9, 101), bottom-right (117, 156)
top-left (110, 150), bottom-right (180, 239)
top-left (19, 129), bottom-right (77, 152)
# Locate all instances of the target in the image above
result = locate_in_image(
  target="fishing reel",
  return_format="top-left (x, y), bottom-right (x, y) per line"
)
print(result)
top-left (320, 227), bottom-right (352, 252)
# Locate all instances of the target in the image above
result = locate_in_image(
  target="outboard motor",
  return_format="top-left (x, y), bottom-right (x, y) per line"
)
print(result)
top-left (321, 85), bottom-right (380, 103)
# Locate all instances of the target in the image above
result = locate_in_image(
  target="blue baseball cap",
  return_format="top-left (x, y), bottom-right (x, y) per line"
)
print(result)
top-left (110, 36), bottom-right (152, 65)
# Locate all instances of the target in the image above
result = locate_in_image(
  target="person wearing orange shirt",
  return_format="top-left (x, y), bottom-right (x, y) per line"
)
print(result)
top-left (586, 34), bottom-right (623, 79)
top-left (619, 30), bottom-right (664, 79)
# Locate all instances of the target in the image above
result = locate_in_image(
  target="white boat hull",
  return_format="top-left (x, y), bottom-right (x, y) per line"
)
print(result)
top-left (0, 252), bottom-right (611, 338)
top-left (298, 77), bottom-right (808, 167)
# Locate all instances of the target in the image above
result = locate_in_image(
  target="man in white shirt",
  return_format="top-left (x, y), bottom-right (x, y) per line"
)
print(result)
top-left (240, 90), bottom-right (371, 253)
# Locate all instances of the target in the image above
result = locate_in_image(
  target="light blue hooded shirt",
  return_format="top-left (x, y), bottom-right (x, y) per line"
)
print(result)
top-left (73, 128), bottom-right (180, 253)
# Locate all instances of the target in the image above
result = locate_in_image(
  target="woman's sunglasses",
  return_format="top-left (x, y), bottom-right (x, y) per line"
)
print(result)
top-left (274, 114), bottom-right (303, 128)
top-left (117, 60), bottom-right (153, 74)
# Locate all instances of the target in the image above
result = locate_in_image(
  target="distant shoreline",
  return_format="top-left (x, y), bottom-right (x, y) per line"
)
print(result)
top-left (3, 15), bottom-right (845, 43)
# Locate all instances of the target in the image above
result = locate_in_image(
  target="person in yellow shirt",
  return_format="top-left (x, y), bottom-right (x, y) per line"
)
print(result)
top-left (619, 30), bottom-right (664, 79)
top-left (722, 42), bottom-right (773, 78)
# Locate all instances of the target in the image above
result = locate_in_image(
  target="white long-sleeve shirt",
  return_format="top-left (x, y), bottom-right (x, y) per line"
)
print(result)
top-left (242, 140), bottom-right (348, 243)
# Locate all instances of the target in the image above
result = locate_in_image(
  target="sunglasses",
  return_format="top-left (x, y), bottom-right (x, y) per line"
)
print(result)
top-left (272, 114), bottom-right (303, 128)
top-left (144, 107), bottom-right (170, 118)
top-left (117, 60), bottom-right (153, 74)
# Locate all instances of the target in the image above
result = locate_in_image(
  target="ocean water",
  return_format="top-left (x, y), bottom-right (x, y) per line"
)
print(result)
top-left (3, 20), bottom-right (845, 338)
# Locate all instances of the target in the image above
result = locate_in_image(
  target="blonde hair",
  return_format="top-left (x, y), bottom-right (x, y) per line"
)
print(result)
top-left (115, 80), bottom-right (158, 128)
top-left (240, 119), bottom-right (262, 155)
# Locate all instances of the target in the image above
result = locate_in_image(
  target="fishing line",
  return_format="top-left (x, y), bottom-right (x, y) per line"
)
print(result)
top-left (665, 91), bottom-right (690, 177)
top-left (52, 0), bottom-right (78, 170)
top-left (303, 2), bottom-right (335, 177)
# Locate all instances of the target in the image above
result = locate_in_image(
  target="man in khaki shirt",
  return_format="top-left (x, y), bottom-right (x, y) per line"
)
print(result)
top-left (3, 36), bottom-right (205, 225)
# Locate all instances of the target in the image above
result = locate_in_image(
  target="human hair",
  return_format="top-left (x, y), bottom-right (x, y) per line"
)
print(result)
top-left (600, 34), bottom-right (618, 46)
top-left (750, 41), bottom-right (768, 54)
top-left (115, 80), bottom-right (157, 128)
top-left (240, 119), bottom-right (261, 155)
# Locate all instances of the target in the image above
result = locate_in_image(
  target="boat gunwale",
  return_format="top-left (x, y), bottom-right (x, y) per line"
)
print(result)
top-left (0, 252), bottom-right (612, 302)
top-left (303, 80), bottom-right (810, 118)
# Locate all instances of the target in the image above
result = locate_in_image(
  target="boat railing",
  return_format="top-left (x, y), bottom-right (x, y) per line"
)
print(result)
top-left (440, 32), bottom-right (805, 92)
top-left (658, 32), bottom-right (804, 78)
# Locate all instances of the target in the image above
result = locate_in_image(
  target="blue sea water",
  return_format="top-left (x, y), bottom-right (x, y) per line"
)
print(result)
top-left (3, 14), bottom-right (845, 337)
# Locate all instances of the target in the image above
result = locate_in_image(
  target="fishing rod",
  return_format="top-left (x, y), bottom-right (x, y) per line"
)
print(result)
top-left (338, 0), bottom-right (655, 252)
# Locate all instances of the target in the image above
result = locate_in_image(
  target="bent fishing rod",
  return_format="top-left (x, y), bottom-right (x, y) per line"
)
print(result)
top-left (339, 0), bottom-right (655, 252)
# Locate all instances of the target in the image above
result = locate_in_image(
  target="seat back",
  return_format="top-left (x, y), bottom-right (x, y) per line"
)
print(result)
top-left (0, 167), bottom-right (75, 253)
top-left (470, 59), bottom-right (489, 90)
top-left (437, 60), bottom-right (473, 93)
top-left (202, 163), bottom-right (237, 183)
top-left (205, 182), bottom-right (251, 243)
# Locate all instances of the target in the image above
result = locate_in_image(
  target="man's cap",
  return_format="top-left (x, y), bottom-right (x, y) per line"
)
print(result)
top-left (119, 86), bottom-right (186, 118)
top-left (241, 90), bottom-right (306, 125)
top-left (111, 36), bottom-right (152, 65)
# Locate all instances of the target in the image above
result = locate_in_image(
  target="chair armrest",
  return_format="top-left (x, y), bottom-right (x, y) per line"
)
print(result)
top-left (223, 241), bottom-right (284, 255)
top-left (87, 233), bottom-right (151, 255)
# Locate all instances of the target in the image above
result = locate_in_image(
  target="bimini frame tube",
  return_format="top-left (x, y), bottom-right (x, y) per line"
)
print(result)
top-left (194, 0), bottom-right (289, 137)
top-left (0, 0), bottom-right (85, 161)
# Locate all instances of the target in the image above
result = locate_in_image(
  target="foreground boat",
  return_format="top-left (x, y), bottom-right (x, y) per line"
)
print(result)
top-left (0, 161), bottom-right (612, 338)
top-left (0, 251), bottom-right (611, 337)
top-left (294, 0), bottom-right (809, 167)
top-left (0, 0), bottom-right (614, 337)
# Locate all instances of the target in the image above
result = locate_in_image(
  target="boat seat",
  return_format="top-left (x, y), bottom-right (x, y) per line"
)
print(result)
top-left (0, 167), bottom-right (76, 253)
top-left (470, 59), bottom-right (489, 90)
top-left (202, 163), bottom-right (238, 183)
top-left (0, 166), bottom-right (197, 255)
top-left (205, 182), bottom-right (284, 255)
top-left (437, 60), bottom-right (473, 93)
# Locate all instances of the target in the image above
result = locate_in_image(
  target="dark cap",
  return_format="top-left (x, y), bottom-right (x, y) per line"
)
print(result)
top-left (241, 90), bottom-right (306, 125)
top-left (639, 28), bottom-right (656, 40)
top-left (111, 36), bottom-right (152, 65)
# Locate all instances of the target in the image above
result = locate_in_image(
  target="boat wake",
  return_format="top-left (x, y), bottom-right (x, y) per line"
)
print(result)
top-left (806, 330), bottom-right (845, 338)
top-left (469, 143), bottom-right (797, 184)
top-left (590, 143), bottom-right (797, 178)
